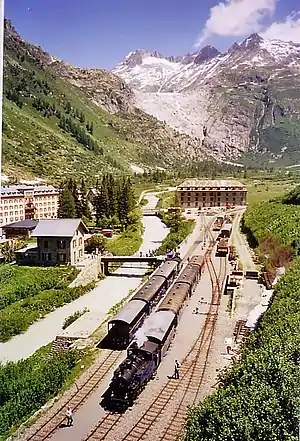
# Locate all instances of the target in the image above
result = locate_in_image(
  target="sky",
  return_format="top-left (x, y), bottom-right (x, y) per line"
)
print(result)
top-left (5, 0), bottom-right (300, 70)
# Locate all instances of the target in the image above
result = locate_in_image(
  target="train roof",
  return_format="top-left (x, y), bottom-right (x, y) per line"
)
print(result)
top-left (176, 264), bottom-right (199, 284)
top-left (222, 223), bottom-right (232, 230)
top-left (189, 255), bottom-right (204, 267)
top-left (145, 310), bottom-right (176, 344)
top-left (157, 282), bottom-right (190, 315)
top-left (108, 300), bottom-right (146, 326)
top-left (152, 259), bottom-right (179, 278)
top-left (131, 276), bottom-right (166, 303)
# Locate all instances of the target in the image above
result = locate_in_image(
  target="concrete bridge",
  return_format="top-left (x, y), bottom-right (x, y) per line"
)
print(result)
top-left (101, 255), bottom-right (165, 275)
top-left (141, 208), bottom-right (159, 216)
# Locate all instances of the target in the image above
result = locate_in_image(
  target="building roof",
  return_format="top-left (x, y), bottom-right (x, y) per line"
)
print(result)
top-left (15, 244), bottom-right (38, 254)
top-left (108, 300), bottom-right (146, 326)
top-left (3, 219), bottom-right (38, 230)
top-left (178, 179), bottom-right (246, 189)
top-left (0, 184), bottom-right (59, 197)
top-left (31, 219), bottom-right (88, 238)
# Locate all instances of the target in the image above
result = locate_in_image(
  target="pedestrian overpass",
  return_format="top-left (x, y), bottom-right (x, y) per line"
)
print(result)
top-left (141, 208), bottom-right (159, 216)
top-left (101, 255), bottom-right (164, 275)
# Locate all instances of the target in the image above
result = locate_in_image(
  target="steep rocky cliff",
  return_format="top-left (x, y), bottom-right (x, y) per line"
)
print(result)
top-left (3, 20), bottom-right (210, 181)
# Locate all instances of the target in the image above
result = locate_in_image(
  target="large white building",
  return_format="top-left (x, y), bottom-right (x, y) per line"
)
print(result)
top-left (0, 185), bottom-right (59, 227)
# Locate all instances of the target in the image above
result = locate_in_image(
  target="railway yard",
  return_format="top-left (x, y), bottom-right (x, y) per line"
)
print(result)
top-left (17, 208), bottom-right (263, 441)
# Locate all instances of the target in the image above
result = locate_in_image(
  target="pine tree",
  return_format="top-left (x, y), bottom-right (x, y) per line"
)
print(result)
top-left (79, 110), bottom-right (85, 123)
top-left (79, 179), bottom-right (91, 220)
top-left (107, 174), bottom-right (117, 218)
top-left (94, 176), bottom-right (109, 225)
top-left (118, 177), bottom-right (135, 228)
top-left (67, 178), bottom-right (81, 218)
top-left (58, 186), bottom-right (76, 218)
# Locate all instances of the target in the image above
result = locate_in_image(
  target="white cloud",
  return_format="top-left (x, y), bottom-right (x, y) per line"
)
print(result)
top-left (260, 11), bottom-right (300, 42)
top-left (195, 0), bottom-right (277, 47)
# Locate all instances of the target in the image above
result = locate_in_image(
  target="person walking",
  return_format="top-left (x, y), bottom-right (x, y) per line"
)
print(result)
top-left (66, 407), bottom-right (73, 426)
top-left (174, 360), bottom-right (180, 379)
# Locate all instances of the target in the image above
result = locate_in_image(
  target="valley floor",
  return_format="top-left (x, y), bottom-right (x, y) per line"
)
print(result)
top-left (17, 210), bottom-right (263, 441)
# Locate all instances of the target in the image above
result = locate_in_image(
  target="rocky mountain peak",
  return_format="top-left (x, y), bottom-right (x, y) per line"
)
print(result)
top-left (240, 33), bottom-right (264, 50)
top-left (194, 45), bottom-right (221, 64)
top-left (122, 49), bottom-right (165, 67)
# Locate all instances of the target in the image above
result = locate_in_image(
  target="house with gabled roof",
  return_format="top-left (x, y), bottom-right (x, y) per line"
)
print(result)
top-left (31, 218), bottom-right (88, 266)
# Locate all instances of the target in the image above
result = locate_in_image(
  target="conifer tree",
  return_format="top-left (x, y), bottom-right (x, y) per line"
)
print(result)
top-left (79, 179), bottom-right (91, 220)
top-left (58, 186), bottom-right (76, 218)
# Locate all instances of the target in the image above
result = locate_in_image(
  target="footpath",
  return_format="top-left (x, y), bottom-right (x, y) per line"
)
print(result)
top-left (0, 195), bottom-right (168, 363)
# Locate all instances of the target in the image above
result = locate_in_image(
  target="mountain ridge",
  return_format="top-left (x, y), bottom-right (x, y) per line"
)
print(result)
top-left (3, 19), bottom-right (214, 182)
top-left (112, 33), bottom-right (300, 164)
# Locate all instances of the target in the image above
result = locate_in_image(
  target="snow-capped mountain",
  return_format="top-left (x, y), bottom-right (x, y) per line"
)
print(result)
top-left (112, 34), bottom-right (300, 163)
top-left (113, 34), bottom-right (300, 93)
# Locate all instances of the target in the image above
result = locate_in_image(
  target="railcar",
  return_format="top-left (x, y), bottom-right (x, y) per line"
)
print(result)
top-left (213, 215), bottom-right (225, 231)
top-left (106, 257), bottom-right (181, 349)
top-left (188, 255), bottom-right (204, 276)
top-left (216, 238), bottom-right (229, 256)
top-left (219, 223), bottom-right (232, 239)
top-left (157, 282), bottom-right (190, 323)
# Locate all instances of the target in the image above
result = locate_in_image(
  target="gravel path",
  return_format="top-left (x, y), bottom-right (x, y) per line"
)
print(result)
top-left (0, 195), bottom-right (169, 363)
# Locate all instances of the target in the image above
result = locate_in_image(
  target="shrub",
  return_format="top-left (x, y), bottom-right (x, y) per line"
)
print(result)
top-left (62, 308), bottom-right (89, 330)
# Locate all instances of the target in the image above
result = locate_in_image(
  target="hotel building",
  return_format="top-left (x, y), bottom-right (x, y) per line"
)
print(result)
top-left (0, 185), bottom-right (59, 227)
top-left (177, 179), bottom-right (247, 209)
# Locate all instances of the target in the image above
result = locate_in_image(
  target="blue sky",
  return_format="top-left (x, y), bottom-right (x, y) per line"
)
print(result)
top-left (5, 0), bottom-right (300, 69)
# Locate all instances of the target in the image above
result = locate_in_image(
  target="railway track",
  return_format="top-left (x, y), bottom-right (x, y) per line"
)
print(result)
top-left (83, 237), bottom-right (227, 441)
top-left (22, 350), bottom-right (123, 441)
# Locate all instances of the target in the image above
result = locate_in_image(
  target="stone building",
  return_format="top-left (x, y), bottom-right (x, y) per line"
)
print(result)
top-left (31, 218), bottom-right (88, 266)
top-left (0, 185), bottom-right (59, 227)
top-left (177, 179), bottom-right (247, 209)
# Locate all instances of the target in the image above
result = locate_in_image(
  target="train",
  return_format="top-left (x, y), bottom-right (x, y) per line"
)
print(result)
top-left (213, 214), bottom-right (225, 231)
top-left (101, 255), bottom-right (204, 411)
top-left (219, 223), bottom-right (232, 239)
top-left (106, 256), bottom-right (182, 349)
top-left (216, 238), bottom-right (229, 256)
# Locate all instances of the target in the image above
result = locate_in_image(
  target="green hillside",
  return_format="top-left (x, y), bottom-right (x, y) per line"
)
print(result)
top-left (3, 20), bottom-right (203, 182)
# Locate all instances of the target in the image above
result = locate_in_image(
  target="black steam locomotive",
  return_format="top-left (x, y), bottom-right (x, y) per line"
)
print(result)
top-left (101, 341), bottom-right (159, 411)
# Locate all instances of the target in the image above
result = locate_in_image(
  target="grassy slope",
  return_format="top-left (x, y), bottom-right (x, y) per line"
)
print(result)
top-left (3, 23), bottom-right (203, 182)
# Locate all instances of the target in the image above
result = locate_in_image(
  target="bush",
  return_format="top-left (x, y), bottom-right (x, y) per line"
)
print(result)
top-left (0, 265), bottom-right (76, 310)
top-left (155, 212), bottom-right (194, 255)
top-left (85, 235), bottom-right (107, 254)
top-left (106, 221), bottom-right (144, 256)
top-left (62, 308), bottom-right (89, 330)
top-left (0, 282), bottom-right (95, 342)
top-left (0, 346), bottom-right (79, 439)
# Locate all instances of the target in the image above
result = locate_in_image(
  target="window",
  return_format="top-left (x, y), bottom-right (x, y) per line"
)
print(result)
top-left (42, 252), bottom-right (52, 262)
top-left (79, 237), bottom-right (83, 246)
top-left (44, 240), bottom-right (49, 248)
top-left (79, 249), bottom-right (83, 257)
top-left (58, 253), bottom-right (66, 263)
top-left (57, 240), bottom-right (66, 249)
top-left (73, 239), bottom-right (77, 248)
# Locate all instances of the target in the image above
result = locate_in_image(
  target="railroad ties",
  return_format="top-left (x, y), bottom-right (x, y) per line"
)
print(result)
top-left (233, 319), bottom-right (251, 344)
